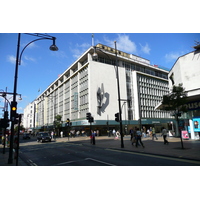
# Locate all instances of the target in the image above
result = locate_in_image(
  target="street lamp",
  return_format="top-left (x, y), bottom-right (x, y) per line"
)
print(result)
top-left (8, 33), bottom-right (58, 164)
top-left (92, 42), bottom-right (124, 148)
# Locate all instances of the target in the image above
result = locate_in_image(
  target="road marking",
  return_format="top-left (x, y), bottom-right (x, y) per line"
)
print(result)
top-left (85, 158), bottom-right (116, 166)
top-left (55, 158), bottom-right (116, 166)
top-left (106, 149), bottom-right (200, 165)
top-left (27, 159), bottom-right (37, 166)
top-left (56, 160), bottom-right (79, 165)
top-left (64, 142), bottom-right (83, 146)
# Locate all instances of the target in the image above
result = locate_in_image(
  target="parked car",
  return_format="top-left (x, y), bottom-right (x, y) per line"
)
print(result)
top-left (37, 132), bottom-right (52, 143)
top-left (23, 133), bottom-right (31, 139)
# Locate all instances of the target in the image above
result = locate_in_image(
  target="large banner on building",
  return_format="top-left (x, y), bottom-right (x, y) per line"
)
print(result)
top-left (184, 100), bottom-right (200, 111)
top-left (74, 92), bottom-right (78, 110)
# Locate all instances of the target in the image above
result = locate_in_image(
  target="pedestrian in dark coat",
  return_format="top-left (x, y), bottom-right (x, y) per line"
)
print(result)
top-left (135, 128), bottom-right (145, 148)
top-left (161, 127), bottom-right (169, 144)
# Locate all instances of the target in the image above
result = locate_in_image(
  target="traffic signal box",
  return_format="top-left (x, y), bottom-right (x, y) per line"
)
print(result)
top-left (86, 112), bottom-right (94, 123)
top-left (10, 101), bottom-right (17, 120)
top-left (10, 101), bottom-right (21, 124)
top-left (0, 111), bottom-right (10, 128)
top-left (66, 118), bottom-right (72, 126)
top-left (0, 118), bottom-right (9, 128)
top-left (115, 112), bottom-right (119, 122)
top-left (15, 113), bottom-right (21, 125)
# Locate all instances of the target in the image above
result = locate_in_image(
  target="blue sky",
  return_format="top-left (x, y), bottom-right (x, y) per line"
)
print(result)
top-left (0, 33), bottom-right (199, 116)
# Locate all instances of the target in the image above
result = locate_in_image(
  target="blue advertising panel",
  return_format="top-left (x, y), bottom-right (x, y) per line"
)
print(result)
top-left (188, 117), bottom-right (200, 133)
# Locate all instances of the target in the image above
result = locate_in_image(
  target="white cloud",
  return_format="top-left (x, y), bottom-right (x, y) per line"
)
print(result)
top-left (71, 43), bottom-right (90, 59)
top-left (24, 55), bottom-right (36, 62)
top-left (104, 34), bottom-right (137, 54)
top-left (165, 51), bottom-right (183, 62)
top-left (7, 55), bottom-right (36, 65)
top-left (7, 55), bottom-right (16, 64)
top-left (139, 43), bottom-right (151, 54)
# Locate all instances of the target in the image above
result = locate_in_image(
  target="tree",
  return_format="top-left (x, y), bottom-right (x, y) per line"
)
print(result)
top-left (162, 83), bottom-right (188, 149)
top-left (14, 125), bottom-right (25, 133)
top-left (54, 115), bottom-right (62, 136)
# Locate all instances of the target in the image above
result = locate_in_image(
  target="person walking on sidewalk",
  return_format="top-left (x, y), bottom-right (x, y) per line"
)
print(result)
top-left (131, 127), bottom-right (137, 146)
top-left (135, 128), bottom-right (145, 148)
top-left (161, 127), bottom-right (169, 144)
top-left (152, 127), bottom-right (158, 140)
top-left (130, 129), bottom-right (134, 141)
top-left (92, 130), bottom-right (96, 145)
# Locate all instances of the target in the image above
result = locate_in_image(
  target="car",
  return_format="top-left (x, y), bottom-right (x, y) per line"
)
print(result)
top-left (37, 132), bottom-right (52, 143)
top-left (23, 133), bottom-right (31, 139)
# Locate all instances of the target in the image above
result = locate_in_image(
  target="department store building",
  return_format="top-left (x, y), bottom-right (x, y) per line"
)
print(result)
top-left (27, 43), bottom-right (174, 135)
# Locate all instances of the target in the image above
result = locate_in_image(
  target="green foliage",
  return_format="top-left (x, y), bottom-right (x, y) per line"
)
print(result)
top-left (162, 83), bottom-right (188, 112)
top-left (54, 115), bottom-right (62, 133)
top-left (14, 125), bottom-right (25, 133)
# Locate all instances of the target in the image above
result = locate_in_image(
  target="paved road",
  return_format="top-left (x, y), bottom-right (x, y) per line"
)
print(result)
top-left (19, 139), bottom-right (200, 166)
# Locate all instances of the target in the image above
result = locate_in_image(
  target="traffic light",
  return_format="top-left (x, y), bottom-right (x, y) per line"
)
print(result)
top-left (66, 118), bottom-right (72, 126)
top-left (86, 113), bottom-right (94, 123)
top-left (3, 111), bottom-right (9, 128)
top-left (89, 117), bottom-right (94, 123)
top-left (14, 113), bottom-right (21, 125)
top-left (10, 101), bottom-right (17, 120)
top-left (115, 113), bottom-right (119, 122)
top-left (0, 118), bottom-right (9, 128)
top-left (86, 112), bottom-right (91, 120)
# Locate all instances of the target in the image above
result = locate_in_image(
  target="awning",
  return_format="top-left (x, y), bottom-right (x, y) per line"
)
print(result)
top-left (155, 94), bottom-right (200, 111)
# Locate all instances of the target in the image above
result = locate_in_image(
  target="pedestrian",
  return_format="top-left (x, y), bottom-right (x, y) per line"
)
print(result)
top-left (149, 127), bottom-right (152, 137)
top-left (91, 130), bottom-right (96, 145)
top-left (96, 130), bottom-right (99, 136)
top-left (112, 129), bottom-right (116, 137)
top-left (51, 131), bottom-right (54, 139)
top-left (161, 127), bottom-right (169, 144)
top-left (13, 137), bottom-right (18, 159)
top-left (146, 129), bottom-right (149, 137)
top-left (1, 135), bottom-right (5, 145)
top-left (131, 127), bottom-right (137, 146)
top-left (130, 129), bottom-right (134, 141)
top-left (152, 127), bottom-right (158, 140)
top-left (60, 131), bottom-right (63, 138)
top-left (142, 126), bottom-right (147, 138)
top-left (116, 130), bottom-right (120, 137)
top-left (135, 128), bottom-right (145, 148)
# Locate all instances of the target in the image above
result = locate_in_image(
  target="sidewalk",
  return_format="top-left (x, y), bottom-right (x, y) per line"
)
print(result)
top-left (0, 147), bottom-right (28, 166)
top-left (57, 135), bottom-right (200, 162)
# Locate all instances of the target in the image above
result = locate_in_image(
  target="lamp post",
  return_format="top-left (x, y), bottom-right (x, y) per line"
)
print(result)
top-left (8, 33), bottom-right (58, 164)
top-left (93, 41), bottom-right (124, 148)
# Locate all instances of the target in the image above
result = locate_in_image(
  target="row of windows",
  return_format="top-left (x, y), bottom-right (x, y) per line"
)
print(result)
top-left (124, 61), bottom-right (168, 79)
top-left (141, 110), bottom-right (171, 118)
top-left (96, 56), bottom-right (116, 66)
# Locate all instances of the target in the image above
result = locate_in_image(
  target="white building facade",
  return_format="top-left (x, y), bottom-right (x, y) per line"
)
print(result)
top-left (168, 44), bottom-right (200, 139)
top-left (31, 43), bottom-right (174, 135)
top-left (23, 101), bottom-right (36, 132)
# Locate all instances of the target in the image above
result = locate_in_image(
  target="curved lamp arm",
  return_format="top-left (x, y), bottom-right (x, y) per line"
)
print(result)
top-left (19, 36), bottom-right (58, 65)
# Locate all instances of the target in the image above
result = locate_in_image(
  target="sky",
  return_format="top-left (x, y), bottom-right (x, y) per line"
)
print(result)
top-left (0, 33), bottom-right (199, 116)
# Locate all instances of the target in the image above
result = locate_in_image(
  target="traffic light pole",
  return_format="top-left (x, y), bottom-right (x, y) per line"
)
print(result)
top-left (8, 33), bottom-right (21, 164)
top-left (16, 114), bottom-right (21, 166)
top-left (114, 41), bottom-right (124, 148)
